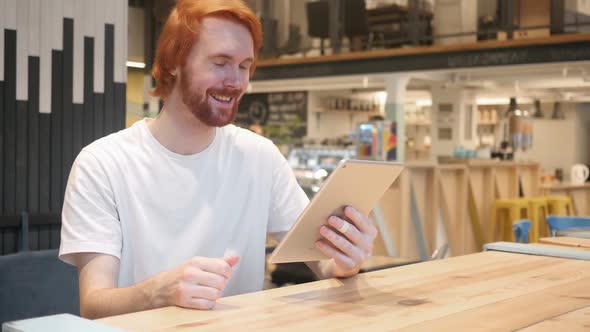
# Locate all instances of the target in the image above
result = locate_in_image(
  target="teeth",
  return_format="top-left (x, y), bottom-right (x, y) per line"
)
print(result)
top-left (211, 93), bottom-right (232, 102)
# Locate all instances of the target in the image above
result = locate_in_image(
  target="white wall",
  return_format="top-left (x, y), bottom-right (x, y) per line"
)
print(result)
top-left (519, 102), bottom-right (588, 180)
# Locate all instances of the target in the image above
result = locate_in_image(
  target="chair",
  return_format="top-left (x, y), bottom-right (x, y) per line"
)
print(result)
top-left (490, 198), bottom-right (529, 242)
top-left (546, 196), bottom-right (574, 216)
top-left (513, 219), bottom-right (531, 244)
top-left (0, 212), bottom-right (80, 325)
top-left (525, 197), bottom-right (550, 242)
top-left (0, 250), bottom-right (80, 324)
top-left (546, 215), bottom-right (590, 237)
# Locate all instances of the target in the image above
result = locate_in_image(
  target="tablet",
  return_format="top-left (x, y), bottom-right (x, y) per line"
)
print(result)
top-left (268, 159), bottom-right (404, 264)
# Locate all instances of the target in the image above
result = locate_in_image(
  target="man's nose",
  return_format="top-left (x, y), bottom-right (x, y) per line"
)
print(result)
top-left (223, 66), bottom-right (244, 88)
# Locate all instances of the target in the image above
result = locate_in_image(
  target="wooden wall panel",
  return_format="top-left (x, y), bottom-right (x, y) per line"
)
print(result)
top-left (62, 18), bottom-right (74, 195)
top-left (27, 57), bottom-right (39, 213)
top-left (83, 37), bottom-right (95, 145)
top-left (0, 0), bottom-right (126, 253)
top-left (0, 0), bottom-right (5, 82)
top-left (50, 50), bottom-right (63, 213)
top-left (3, 30), bottom-right (16, 214)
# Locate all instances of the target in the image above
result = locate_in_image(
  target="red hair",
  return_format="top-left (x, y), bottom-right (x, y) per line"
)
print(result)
top-left (151, 0), bottom-right (262, 100)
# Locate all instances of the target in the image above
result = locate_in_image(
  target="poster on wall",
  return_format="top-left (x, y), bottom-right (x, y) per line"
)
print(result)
top-left (235, 92), bottom-right (308, 144)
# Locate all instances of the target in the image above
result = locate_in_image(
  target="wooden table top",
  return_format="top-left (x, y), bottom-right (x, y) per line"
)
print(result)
top-left (539, 236), bottom-right (590, 249)
top-left (98, 251), bottom-right (590, 331)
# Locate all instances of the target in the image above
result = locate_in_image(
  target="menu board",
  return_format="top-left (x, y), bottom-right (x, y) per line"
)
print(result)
top-left (235, 92), bottom-right (308, 144)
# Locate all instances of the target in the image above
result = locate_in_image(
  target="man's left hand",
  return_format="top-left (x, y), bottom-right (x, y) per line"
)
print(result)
top-left (315, 206), bottom-right (378, 278)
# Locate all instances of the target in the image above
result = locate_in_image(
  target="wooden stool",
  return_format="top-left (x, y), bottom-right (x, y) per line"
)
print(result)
top-left (490, 198), bottom-right (529, 242)
top-left (546, 196), bottom-right (573, 216)
top-left (525, 197), bottom-right (550, 242)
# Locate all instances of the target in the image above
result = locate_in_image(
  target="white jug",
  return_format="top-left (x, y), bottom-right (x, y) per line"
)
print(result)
top-left (571, 164), bottom-right (589, 185)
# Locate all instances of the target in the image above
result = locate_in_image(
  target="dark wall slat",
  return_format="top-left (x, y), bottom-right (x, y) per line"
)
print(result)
top-left (83, 37), bottom-right (95, 146)
top-left (29, 226), bottom-right (39, 251)
top-left (50, 225), bottom-right (60, 249)
top-left (114, 83), bottom-right (126, 132)
top-left (50, 50), bottom-right (63, 213)
top-left (104, 24), bottom-right (115, 136)
top-left (3, 30), bottom-right (17, 215)
top-left (94, 93), bottom-right (104, 139)
top-left (38, 114), bottom-right (51, 214)
top-left (27, 57), bottom-right (40, 213)
top-left (0, 81), bottom-right (4, 215)
top-left (38, 225), bottom-right (50, 250)
top-left (15, 101), bottom-right (28, 212)
top-left (62, 18), bottom-right (74, 197)
top-left (72, 104), bottom-right (83, 158)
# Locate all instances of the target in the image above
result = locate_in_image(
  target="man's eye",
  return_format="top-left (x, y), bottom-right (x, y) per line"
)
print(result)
top-left (214, 62), bottom-right (226, 67)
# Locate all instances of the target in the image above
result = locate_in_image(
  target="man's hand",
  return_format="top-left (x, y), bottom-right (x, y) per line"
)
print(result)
top-left (314, 206), bottom-right (377, 278)
top-left (148, 255), bottom-right (240, 310)
top-left (76, 253), bottom-right (240, 319)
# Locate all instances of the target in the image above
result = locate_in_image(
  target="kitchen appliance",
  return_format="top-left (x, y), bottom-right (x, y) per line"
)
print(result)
top-left (571, 164), bottom-right (590, 185)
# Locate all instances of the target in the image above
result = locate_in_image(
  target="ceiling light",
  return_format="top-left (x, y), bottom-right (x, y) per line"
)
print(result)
top-left (126, 61), bottom-right (146, 69)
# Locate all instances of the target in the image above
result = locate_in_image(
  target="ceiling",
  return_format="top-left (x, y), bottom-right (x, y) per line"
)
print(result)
top-left (249, 61), bottom-right (590, 104)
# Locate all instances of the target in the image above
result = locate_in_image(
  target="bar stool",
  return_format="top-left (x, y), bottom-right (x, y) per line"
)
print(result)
top-left (525, 197), bottom-right (550, 242)
top-left (490, 198), bottom-right (529, 242)
top-left (546, 196), bottom-right (573, 216)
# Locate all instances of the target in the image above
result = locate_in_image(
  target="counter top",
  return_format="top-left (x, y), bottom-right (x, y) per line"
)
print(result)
top-left (541, 182), bottom-right (590, 190)
top-left (98, 251), bottom-right (590, 331)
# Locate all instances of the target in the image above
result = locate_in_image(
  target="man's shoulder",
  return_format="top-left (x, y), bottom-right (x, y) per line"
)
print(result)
top-left (83, 121), bottom-right (143, 158)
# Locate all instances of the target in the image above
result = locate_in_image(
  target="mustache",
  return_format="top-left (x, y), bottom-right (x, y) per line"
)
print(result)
top-left (207, 87), bottom-right (242, 98)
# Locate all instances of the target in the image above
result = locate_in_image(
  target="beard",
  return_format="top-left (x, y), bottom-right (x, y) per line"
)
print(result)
top-left (180, 66), bottom-right (242, 127)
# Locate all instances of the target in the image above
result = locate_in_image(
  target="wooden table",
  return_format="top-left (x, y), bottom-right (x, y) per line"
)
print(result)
top-left (539, 236), bottom-right (590, 249)
top-left (557, 229), bottom-right (590, 239)
top-left (98, 251), bottom-right (590, 331)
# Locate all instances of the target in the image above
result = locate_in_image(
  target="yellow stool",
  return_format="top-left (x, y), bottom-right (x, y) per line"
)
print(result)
top-left (546, 196), bottom-right (573, 216)
top-left (525, 197), bottom-right (550, 242)
top-left (490, 198), bottom-right (529, 242)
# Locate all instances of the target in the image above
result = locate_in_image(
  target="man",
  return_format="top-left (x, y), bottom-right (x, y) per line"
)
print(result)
top-left (59, 0), bottom-right (377, 319)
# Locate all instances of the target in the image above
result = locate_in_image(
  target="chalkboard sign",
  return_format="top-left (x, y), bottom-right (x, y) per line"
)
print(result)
top-left (235, 92), bottom-right (307, 144)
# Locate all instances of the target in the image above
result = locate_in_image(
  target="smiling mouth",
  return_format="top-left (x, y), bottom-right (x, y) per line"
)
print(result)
top-left (210, 93), bottom-right (234, 104)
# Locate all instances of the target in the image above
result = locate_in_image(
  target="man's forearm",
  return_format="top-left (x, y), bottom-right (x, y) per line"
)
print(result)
top-left (80, 277), bottom-right (160, 319)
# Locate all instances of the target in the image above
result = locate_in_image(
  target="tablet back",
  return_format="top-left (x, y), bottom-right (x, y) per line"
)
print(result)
top-left (269, 160), bottom-right (404, 263)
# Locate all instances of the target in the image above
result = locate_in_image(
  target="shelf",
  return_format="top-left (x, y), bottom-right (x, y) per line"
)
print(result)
top-left (406, 147), bottom-right (430, 152)
top-left (477, 121), bottom-right (498, 126)
top-left (405, 121), bottom-right (431, 126)
top-left (313, 109), bottom-right (381, 115)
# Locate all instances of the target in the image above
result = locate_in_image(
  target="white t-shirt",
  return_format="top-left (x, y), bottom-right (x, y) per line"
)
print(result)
top-left (59, 119), bottom-right (309, 296)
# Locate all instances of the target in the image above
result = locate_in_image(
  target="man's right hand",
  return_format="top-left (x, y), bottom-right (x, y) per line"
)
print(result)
top-left (73, 253), bottom-right (240, 319)
top-left (148, 255), bottom-right (240, 310)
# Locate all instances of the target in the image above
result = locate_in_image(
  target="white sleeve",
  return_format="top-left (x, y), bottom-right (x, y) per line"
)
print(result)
top-left (59, 149), bottom-right (122, 265)
top-left (267, 146), bottom-right (309, 236)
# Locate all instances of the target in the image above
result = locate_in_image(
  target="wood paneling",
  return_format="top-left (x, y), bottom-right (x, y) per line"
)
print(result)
top-left (83, 37), bottom-right (94, 146)
top-left (62, 18), bottom-right (74, 196)
top-left (27, 57), bottom-right (39, 213)
top-left (15, 101), bottom-right (28, 212)
top-left (3, 30), bottom-right (16, 214)
top-left (0, 3), bottom-right (126, 253)
top-left (50, 50), bottom-right (63, 213)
